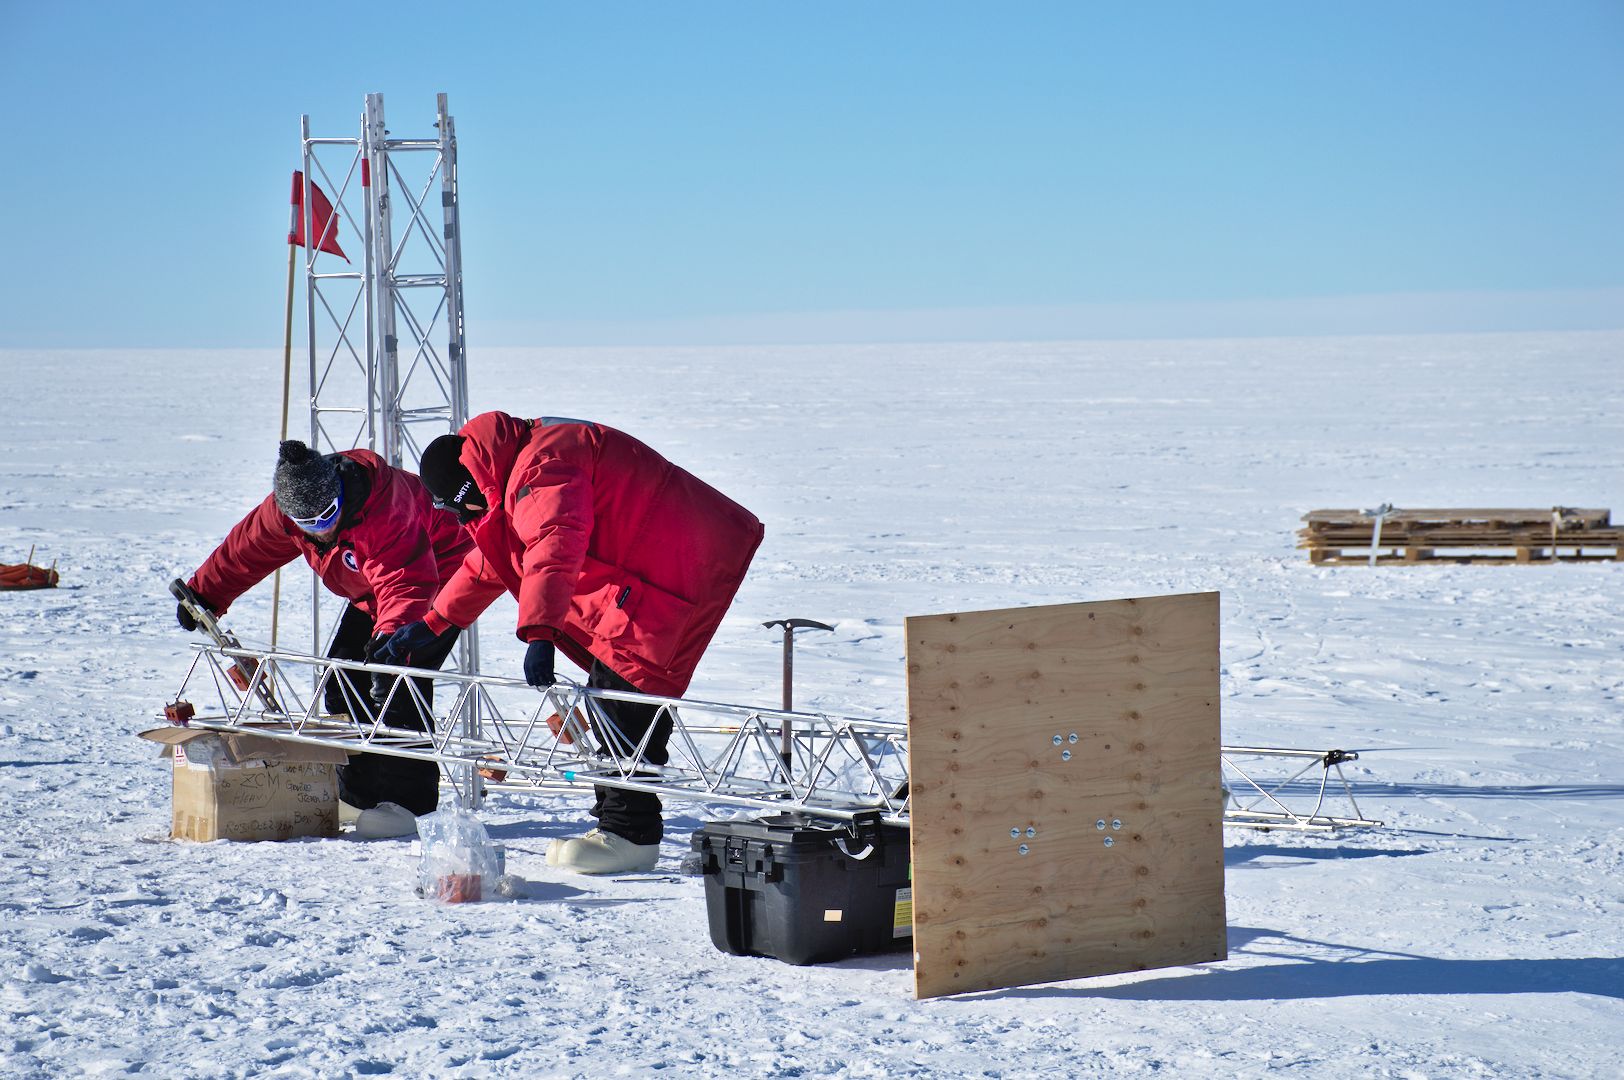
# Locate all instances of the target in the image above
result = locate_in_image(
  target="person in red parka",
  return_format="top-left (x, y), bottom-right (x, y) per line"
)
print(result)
top-left (400, 411), bottom-right (763, 874)
top-left (178, 440), bottom-right (474, 834)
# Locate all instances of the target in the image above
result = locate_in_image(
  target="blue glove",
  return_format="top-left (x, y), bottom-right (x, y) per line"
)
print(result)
top-left (524, 639), bottom-right (556, 687)
top-left (370, 620), bottom-right (439, 667)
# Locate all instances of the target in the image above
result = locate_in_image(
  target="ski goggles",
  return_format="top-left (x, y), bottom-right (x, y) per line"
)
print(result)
top-left (289, 493), bottom-right (343, 532)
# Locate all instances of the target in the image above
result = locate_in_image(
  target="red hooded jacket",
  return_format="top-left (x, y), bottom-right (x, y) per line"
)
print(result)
top-left (190, 449), bottom-right (473, 636)
top-left (423, 412), bottom-right (763, 697)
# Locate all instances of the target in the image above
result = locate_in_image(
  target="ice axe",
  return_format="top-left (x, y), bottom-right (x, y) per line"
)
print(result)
top-left (762, 617), bottom-right (834, 776)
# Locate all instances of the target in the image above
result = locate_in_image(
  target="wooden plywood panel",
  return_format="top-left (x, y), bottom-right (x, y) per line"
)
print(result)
top-left (906, 592), bottom-right (1225, 999)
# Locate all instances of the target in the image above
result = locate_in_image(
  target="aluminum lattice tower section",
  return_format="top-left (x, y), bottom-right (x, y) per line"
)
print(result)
top-left (297, 91), bottom-right (482, 802)
top-left (165, 642), bottom-right (1381, 833)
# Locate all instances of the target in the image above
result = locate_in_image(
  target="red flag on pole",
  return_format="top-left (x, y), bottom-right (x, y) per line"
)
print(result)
top-left (288, 171), bottom-right (348, 261)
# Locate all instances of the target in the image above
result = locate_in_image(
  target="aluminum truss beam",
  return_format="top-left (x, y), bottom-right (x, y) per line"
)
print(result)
top-left (164, 645), bottom-right (1379, 832)
top-left (169, 644), bottom-right (911, 824)
top-left (1221, 746), bottom-right (1381, 831)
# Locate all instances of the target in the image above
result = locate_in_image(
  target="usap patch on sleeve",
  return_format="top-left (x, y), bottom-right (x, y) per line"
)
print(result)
top-left (343, 550), bottom-right (360, 572)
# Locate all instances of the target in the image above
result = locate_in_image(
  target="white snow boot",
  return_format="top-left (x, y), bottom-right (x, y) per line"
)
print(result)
top-left (352, 802), bottom-right (419, 839)
top-left (546, 828), bottom-right (659, 875)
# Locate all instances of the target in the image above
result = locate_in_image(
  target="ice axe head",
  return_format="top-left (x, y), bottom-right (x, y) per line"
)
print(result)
top-left (761, 618), bottom-right (834, 716)
top-left (762, 618), bottom-right (835, 634)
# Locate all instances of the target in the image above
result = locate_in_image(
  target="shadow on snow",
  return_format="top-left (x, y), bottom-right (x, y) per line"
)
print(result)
top-left (974, 927), bottom-right (1622, 1002)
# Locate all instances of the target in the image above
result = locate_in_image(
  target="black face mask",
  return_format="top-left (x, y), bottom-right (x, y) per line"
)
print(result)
top-left (430, 475), bottom-right (483, 524)
top-left (432, 494), bottom-right (485, 525)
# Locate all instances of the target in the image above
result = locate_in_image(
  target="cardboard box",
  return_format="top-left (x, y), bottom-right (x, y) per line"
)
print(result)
top-left (139, 727), bottom-right (349, 842)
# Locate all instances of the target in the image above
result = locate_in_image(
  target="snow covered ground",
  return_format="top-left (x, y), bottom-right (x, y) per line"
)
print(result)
top-left (1, 332), bottom-right (1620, 1078)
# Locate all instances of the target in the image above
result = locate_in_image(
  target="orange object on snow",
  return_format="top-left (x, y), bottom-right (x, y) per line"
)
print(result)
top-left (435, 873), bottom-right (482, 903)
top-left (1, 548), bottom-right (58, 590)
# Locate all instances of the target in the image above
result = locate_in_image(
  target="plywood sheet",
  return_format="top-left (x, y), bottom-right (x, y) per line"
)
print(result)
top-left (906, 592), bottom-right (1226, 999)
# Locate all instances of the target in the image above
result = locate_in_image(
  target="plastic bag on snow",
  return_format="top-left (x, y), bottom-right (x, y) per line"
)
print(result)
top-left (416, 806), bottom-right (500, 903)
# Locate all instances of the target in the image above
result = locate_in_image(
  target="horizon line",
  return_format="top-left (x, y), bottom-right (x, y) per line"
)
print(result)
top-left (4, 286), bottom-right (1620, 351)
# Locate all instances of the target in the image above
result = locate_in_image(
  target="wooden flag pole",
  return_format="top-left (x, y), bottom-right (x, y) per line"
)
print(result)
top-left (271, 241), bottom-right (296, 649)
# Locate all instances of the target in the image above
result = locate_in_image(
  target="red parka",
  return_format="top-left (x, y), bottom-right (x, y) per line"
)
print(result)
top-left (190, 450), bottom-right (473, 636)
top-left (423, 412), bottom-right (763, 697)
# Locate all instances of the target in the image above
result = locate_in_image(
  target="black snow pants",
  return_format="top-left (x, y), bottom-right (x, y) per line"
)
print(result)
top-left (587, 660), bottom-right (671, 846)
top-left (325, 603), bottom-right (460, 816)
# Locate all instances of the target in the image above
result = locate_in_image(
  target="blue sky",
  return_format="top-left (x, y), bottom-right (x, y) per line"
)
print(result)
top-left (3, 1), bottom-right (1620, 346)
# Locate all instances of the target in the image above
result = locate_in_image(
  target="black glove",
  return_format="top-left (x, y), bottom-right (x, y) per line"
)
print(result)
top-left (369, 620), bottom-right (439, 667)
top-left (523, 639), bottom-right (556, 687)
top-left (175, 589), bottom-right (217, 632)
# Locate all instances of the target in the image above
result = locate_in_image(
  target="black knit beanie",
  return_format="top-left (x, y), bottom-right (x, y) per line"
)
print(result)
top-left (419, 434), bottom-right (477, 507)
top-left (273, 441), bottom-right (342, 520)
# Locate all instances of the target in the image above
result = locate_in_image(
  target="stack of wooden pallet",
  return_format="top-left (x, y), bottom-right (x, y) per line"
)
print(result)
top-left (1298, 507), bottom-right (1623, 565)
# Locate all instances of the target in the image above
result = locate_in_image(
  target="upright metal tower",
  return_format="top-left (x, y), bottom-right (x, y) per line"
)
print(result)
top-left (298, 93), bottom-right (469, 487)
top-left (296, 91), bottom-right (482, 803)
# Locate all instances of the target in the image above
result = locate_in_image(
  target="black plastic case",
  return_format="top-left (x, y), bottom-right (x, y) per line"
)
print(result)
top-left (692, 812), bottom-right (912, 966)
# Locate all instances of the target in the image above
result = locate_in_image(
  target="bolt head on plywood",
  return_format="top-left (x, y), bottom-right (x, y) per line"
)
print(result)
top-left (905, 592), bottom-right (1226, 999)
